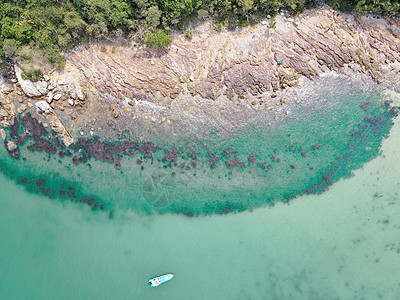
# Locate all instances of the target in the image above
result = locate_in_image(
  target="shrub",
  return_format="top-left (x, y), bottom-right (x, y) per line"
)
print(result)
top-left (146, 29), bottom-right (172, 49)
top-left (22, 69), bottom-right (43, 82)
top-left (3, 39), bottom-right (18, 58)
top-left (185, 29), bottom-right (193, 39)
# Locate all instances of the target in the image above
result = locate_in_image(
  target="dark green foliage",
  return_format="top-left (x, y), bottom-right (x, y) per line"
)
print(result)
top-left (22, 68), bottom-right (43, 81)
top-left (325, 0), bottom-right (358, 12)
top-left (146, 29), bottom-right (172, 49)
top-left (355, 0), bottom-right (400, 15)
top-left (1, 0), bottom-right (400, 66)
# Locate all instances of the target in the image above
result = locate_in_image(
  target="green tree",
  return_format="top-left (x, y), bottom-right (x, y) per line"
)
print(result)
top-left (146, 6), bottom-right (162, 27)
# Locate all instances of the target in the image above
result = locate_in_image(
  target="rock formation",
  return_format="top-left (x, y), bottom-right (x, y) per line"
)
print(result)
top-left (1, 6), bottom-right (400, 146)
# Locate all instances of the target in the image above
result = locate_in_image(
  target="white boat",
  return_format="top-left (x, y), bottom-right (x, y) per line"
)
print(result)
top-left (148, 273), bottom-right (174, 287)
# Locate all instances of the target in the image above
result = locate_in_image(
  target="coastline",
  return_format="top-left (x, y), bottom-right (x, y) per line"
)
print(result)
top-left (0, 6), bottom-right (400, 215)
top-left (1, 6), bottom-right (400, 144)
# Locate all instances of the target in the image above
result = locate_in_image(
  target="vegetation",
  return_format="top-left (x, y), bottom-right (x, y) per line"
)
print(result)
top-left (146, 29), bottom-right (172, 48)
top-left (1, 0), bottom-right (400, 73)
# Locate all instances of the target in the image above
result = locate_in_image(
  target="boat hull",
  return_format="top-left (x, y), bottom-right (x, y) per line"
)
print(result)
top-left (149, 274), bottom-right (174, 287)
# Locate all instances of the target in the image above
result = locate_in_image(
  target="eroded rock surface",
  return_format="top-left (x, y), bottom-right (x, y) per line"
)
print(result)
top-left (1, 7), bottom-right (400, 145)
top-left (68, 7), bottom-right (400, 107)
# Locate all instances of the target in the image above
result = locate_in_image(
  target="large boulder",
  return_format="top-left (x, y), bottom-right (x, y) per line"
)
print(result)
top-left (35, 100), bottom-right (52, 114)
top-left (46, 91), bottom-right (54, 103)
top-left (14, 65), bottom-right (42, 97)
top-left (47, 80), bottom-right (56, 90)
top-left (36, 81), bottom-right (48, 94)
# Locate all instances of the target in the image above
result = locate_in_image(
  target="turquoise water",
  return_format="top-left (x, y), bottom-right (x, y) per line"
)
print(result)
top-left (1, 80), bottom-right (400, 298)
top-left (1, 78), bottom-right (397, 216)
top-left (1, 111), bottom-right (400, 299)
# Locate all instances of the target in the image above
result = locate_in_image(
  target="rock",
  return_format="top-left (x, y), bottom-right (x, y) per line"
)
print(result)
top-left (113, 111), bottom-right (119, 118)
top-left (36, 81), bottom-right (48, 94)
top-left (150, 60), bottom-right (155, 65)
top-left (75, 85), bottom-right (85, 100)
top-left (35, 100), bottom-right (52, 114)
top-left (1, 99), bottom-right (16, 117)
top-left (261, 21), bottom-right (268, 25)
top-left (1, 84), bottom-right (13, 94)
top-left (0, 110), bottom-right (7, 119)
top-left (68, 86), bottom-right (76, 99)
top-left (68, 99), bottom-right (74, 106)
top-left (14, 65), bottom-right (42, 97)
top-left (1, 120), bottom-right (11, 128)
top-left (61, 131), bottom-right (73, 147)
top-left (49, 116), bottom-right (63, 133)
top-left (0, 128), bottom-right (5, 140)
top-left (195, 81), bottom-right (221, 100)
top-left (128, 99), bottom-right (135, 106)
top-left (6, 140), bottom-right (18, 151)
top-left (58, 80), bottom-right (66, 85)
top-left (47, 80), bottom-right (56, 90)
top-left (0, 108), bottom-right (7, 117)
top-left (53, 93), bottom-right (62, 100)
top-left (46, 91), bottom-right (53, 103)
top-left (43, 75), bottom-right (50, 81)
top-left (17, 104), bottom-right (27, 114)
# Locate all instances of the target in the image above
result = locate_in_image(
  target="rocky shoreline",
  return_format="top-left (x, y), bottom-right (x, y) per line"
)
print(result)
top-left (1, 6), bottom-right (400, 147)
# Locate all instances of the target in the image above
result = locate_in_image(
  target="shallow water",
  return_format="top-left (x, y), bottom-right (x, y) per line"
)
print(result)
top-left (1, 75), bottom-right (397, 216)
top-left (1, 79), bottom-right (400, 299)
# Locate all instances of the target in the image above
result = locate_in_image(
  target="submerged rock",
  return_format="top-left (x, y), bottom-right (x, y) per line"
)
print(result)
top-left (17, 104), bottom-right (27, 114)
top-left (0, 128), bottom-right (6, 140)
top-left (6, 139), bottom-right (17, 151)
